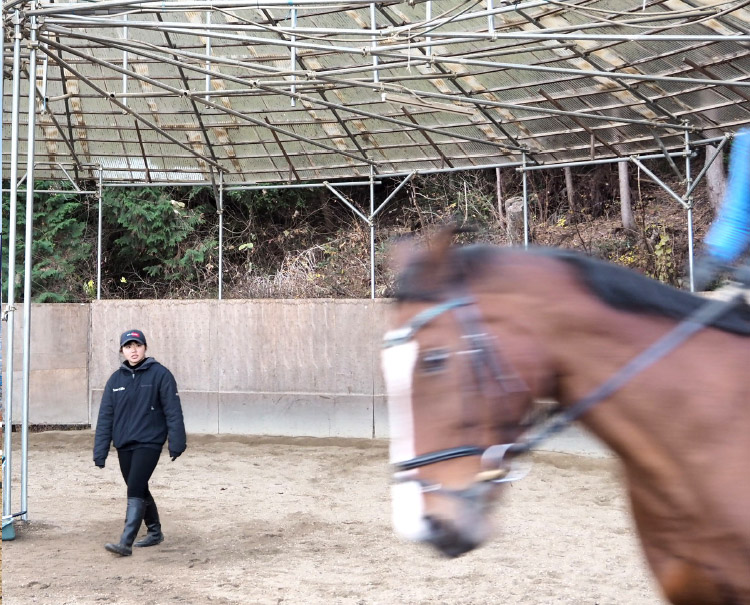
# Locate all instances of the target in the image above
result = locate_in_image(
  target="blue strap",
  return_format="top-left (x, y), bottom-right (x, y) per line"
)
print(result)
top-left (383, 297), bottom-right (473, 347)
top-left (409, 297), bottom-right (473, 332)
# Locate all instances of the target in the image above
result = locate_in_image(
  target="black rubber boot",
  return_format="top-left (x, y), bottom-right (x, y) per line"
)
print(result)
top-left (105, 497), bottom-right (146, 556)
top-left (133, 497), bottom-right (164, 547)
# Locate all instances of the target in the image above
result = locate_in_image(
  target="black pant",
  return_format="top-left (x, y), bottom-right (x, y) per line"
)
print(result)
top-left (117, 448), bottom-right (161, 499)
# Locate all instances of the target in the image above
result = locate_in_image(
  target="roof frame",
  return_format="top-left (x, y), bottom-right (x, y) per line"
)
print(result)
top-left (2, 0), bottom-right (750, 186)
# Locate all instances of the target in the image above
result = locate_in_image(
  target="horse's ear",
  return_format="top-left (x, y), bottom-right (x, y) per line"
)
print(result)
top-left (421, 224), bottom-right (464, 280)
top-left (387, 234), bottom-right (419, 277)
top-left (425, 224), bottom-right (460, 260)
top-left (392, 224), bottom-right (458, 291)
top-left (387, 225), bottom-right (463, 297)
top-left (388, 224), bottom-right (466, 275)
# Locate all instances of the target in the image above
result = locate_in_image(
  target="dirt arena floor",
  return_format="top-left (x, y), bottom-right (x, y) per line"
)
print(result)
top-left (3, 430), bottom-right (662, 604)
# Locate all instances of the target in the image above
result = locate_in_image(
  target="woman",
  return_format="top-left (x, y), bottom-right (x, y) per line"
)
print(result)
top-left (93, 329), bottom-right (187, 556)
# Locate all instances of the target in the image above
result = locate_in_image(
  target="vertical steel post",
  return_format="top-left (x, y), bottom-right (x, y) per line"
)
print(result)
top-left (1, 11), bottom-right (4, 297)
top-left (0, 15), bottom-right (3, 167)
top-left (369, 165), bottom-right (375, 299)
top-left (218, 172), bottom-right (223, 300)
top-left (425, 2), bottom-right (432, 58)
top-left (205, 11), bottom-right (211, 102)
top-left (21, 10), bottom-right (40, 521)
top-left (3, 10), bottom-right (23, 524)
top-left (1, 5), bottom-right (5, 308)
top-left (684, 127), bottom-right (695, 292)
top-left (522, 153), bottom-right (529, 248)
top-left (290, 7), bottom-right (297, 106)
top-left (370, 4), bottom-right (379, 84)
top-left (97, 167), bottom-right (102, 300)
top-left (121, 14), bottom-right (128, 108)
top-left (0, 21), bottom-right (4, 515)
top-left (40, 46), bottom-right (48, 112)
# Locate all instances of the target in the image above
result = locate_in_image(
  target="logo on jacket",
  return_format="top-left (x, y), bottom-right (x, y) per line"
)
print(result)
top-left (112, 386), bottom-right (125, 392)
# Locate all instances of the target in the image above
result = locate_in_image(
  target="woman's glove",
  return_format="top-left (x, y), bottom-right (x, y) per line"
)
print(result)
top-left (169, 451), bottom-right (181, 462)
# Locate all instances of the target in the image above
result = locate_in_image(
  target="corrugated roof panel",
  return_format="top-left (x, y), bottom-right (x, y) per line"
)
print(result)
top-left (3, 0), bottom-right (750, 184)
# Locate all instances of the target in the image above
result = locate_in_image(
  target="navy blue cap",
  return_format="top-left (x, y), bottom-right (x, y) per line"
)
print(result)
top-left (120, 329), bottom-right (147, 347)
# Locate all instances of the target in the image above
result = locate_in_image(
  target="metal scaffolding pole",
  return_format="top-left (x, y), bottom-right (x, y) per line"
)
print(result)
top-left (43, 9), bottom-right (750, 44)
top-left (522, 153), bottom-right (529, 248)
top-left (36, 41), bottom-right (226, 173)
top-left (324, 172), bottom-right (418, 297)
top-left (684, 129), bottom-right (695, 293)
top-left (14, 0), bottom-right (749, 193)
top-left (20, 9), bottom-right (40, 523)
top-left (97, 168), bottom-right (103, 300)
top-left (371, 172), bottom-right (415, 220)
top-left (46, 25), bottom-right (707, 134)
top-left (0, 1), bottom-right (745, 313)
top-left (324, 182), bottom-right (372, 225)
top-left (519, 151), bottom-right (691, 172)
top-left (218, 172), bottom-right (224, 300)
top-left (369, 166), bottom-right (375, 299)
top-left (27, 0), bottom-right (402, 17)
top-left (39, 31), bottom-right (525, 157)
top-left (684, 137), bottom-right (730, 201)
top-left (3, 10), bottom-right (23, 540)
top-left (0, 2), bottom-right (6, 537)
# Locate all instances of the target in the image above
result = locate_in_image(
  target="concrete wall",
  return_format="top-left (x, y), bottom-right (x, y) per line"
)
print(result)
top-left (2, 304), bottom-right (90, 424)
top-left (87, 299), bottom-right (391, 438)
top-left (9, 292), bottom-right (740, 437)
top-left (2, 300), bottom-right (619, 456)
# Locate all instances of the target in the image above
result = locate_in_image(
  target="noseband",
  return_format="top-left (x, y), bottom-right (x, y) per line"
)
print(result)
top-left (384, 295), bottom-right (533, 499)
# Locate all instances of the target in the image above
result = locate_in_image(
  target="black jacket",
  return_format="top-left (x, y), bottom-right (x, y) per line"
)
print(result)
top-left (93, 357), bottom-right (187, 466)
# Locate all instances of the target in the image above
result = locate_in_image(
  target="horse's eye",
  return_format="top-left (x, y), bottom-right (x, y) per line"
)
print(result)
top-left (420, 349), bottom-right (449, 374)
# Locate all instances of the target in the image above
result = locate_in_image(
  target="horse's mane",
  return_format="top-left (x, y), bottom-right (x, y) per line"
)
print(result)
top-left (395, 243), bottom-right (750, 335)
top-left (535, 247), bottom-right (750, 335)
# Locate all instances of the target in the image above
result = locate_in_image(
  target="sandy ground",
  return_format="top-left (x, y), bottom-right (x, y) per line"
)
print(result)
top-left (2, 430), bottom-right (662, 605)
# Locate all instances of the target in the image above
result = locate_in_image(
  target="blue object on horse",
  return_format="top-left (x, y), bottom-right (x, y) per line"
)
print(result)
top-left (703, 128), bottom-right (750, 264)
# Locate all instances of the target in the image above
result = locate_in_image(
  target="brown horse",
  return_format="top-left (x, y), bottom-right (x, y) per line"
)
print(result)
top-left (382, 228), bottom-right (750, 605)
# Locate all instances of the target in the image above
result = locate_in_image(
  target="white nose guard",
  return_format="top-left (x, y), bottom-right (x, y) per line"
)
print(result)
top-left (381, 336), bottom-right (432, 541)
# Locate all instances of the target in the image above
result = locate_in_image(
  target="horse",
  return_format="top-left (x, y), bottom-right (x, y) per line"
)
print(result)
top-left (381, 227), bottom-right (750, 605)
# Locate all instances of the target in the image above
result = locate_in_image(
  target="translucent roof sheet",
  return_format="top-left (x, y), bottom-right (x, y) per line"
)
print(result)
top-left (3, 0), bottom-right (750, 186)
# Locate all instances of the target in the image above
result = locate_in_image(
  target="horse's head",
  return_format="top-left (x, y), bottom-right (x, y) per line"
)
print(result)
top-left (382, 228), bottom-right (542, 557)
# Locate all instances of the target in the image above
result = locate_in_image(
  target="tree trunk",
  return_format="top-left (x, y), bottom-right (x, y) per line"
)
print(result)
top-left (505, 195), bottom-right (536, 245)
top-left (564, 166), bottom-right (575, 216)
top-left (619, 161), bottom-right (635, 231)
top-left (704, 144), bottom-right (726, 209)
top-left (495, 167), bottom-right (505, 226)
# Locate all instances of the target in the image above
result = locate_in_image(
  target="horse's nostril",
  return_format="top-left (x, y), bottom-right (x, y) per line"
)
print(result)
top-left (423, 515), bottom-right (477, 558)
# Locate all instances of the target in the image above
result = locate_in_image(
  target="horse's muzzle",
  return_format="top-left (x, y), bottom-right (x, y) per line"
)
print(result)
top-left (424, 515), bottom-right (481, 558)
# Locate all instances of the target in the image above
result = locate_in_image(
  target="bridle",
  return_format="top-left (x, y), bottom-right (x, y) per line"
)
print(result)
top-left (384, 284), bottom-right (747, 502)
top-left (383, 294), bottom-right (535, 501)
